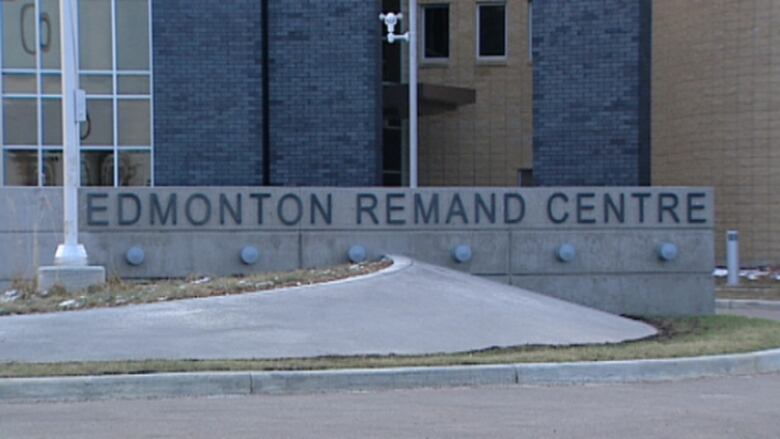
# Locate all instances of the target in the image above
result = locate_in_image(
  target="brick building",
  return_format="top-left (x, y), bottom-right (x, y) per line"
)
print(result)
top-left (0, 0), bottom-right (381, 188)
top-left (0, 0), bottom-right (777, 264)
top-left (532, 0), bottom-right (652, 187)
top-left (2, 0), bottom-right (642, 190)
top-left (652, 0), bottom-right (780, 266)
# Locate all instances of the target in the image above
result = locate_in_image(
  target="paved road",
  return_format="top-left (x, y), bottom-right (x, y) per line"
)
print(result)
top-left (0, 257), bottom-right (654, 363)
top-left (2, 374), bottom-right (779, 438)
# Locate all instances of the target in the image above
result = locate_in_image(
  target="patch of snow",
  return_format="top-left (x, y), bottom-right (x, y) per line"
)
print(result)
top-left (713, 268), bottom-right (728, 278)
top-left (713, 267), bottom-right (780, 281)
top-left (58, 299), bottom-right (81, 309)
top-left (740, 269), bottom-right (769, 280)
top-left (190, 277), bottom-right (211, 285)
top-left (243, 281), bottom-right (274, 291)
top-left (1, 290), bottom-right (20, 303)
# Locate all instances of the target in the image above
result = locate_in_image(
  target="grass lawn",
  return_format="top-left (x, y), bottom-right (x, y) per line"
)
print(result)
top-left (0, 259), bottom-right (391, 317)
top-left (716, 276), bottom-right (780, 301)
top-left (717, 286), bottom-right (780, 301)
top-left (715, 270), bottom-right (780, 301)
top-left (1, 315), bottom-right (779, 379)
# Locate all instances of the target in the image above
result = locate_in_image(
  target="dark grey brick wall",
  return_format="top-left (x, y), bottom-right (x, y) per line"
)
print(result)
top-left (268, 0), bottom-right (382, 186)
top-left (152, 1), bottom-right (382, 187)
top-left (533, 0), bottom-right (651, 186)
top-left (153, 1), bottom-right (264, 186)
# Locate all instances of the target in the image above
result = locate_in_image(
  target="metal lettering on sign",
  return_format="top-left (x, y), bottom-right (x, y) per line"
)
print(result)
top-left (80, 189), bottom-right (713, 230)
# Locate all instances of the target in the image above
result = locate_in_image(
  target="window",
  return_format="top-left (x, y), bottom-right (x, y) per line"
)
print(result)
top-left (478, 2), bottom-right (507, 59)
top-left (518, 169), bottom-right (534, 187)
top-left (422, 4), bottom-right (449, 61)
top-left (382, 118), bottom-right (403, 186)
top-left (0, 0), bottom-right (153, 187)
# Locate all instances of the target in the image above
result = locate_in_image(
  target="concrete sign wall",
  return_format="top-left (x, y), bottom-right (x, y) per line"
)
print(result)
top-left (0, 187), bottom-right (714, 316)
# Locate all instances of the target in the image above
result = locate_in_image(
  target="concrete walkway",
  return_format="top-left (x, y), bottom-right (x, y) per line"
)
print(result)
top-left (0, 257), bottom-right (655, 363)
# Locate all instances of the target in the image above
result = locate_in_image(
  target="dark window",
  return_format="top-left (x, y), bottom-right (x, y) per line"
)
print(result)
top-left (383, 126), bottom-right (402, 171)
top-left (479, 3), bottom-right (506, 58)
top-left (518, 169), bottom-right (534, 187)
top-left (423, 5), bottom-right (449, 59)
top-left (382, 120), bottom-right (403, 187)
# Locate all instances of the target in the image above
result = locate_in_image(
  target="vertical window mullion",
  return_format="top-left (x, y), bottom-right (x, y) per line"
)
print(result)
top-left (0, 6), bottom-right (5, 187)
top-left (505, 2), bottom-right (509, 59)
top-left (477, 4), bottom-right (484, 58)
top-left (148, 0), bottom-right (154, 187)
top-left (111, 0), bottom-right (118, 187)
top-left (35, 0), bottom-right (42, 186)
top-left (476, 4), bottom-right (481, 59)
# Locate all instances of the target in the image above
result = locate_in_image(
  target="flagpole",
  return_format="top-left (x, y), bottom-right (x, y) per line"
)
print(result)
top-left (54, 0), bottom-right (88, 267)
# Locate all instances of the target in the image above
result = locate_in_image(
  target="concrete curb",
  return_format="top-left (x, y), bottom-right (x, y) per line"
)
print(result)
top-left (3, 349), bottom-right (780, 403)
top-left (0, 372), bottom-right (252, 402)
top-left (717, 299), bottom-right (780, 311)
top-left (282, 255), bottom-right (413, 290)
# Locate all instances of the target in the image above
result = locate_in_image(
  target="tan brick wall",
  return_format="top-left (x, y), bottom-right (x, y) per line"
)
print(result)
top-left (653, 0), bottom-right (780, 265)
top-left (415, 0), bottom-right (533, 187)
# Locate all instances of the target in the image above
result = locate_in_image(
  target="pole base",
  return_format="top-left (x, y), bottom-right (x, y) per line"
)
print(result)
top-left (37, 265), bottom-right (106, 293)
top-left (54, 244), bottom-right (88, 267)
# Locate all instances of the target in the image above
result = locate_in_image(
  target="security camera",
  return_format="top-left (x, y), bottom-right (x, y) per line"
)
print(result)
top-left (379, 12), bottom-right (402, 35)
top-left (379, 12), bottom-right (409, 44)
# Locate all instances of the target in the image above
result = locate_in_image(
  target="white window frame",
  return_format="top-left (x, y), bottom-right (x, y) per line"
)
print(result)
top-left (420, 3), bottom-right (450, 64)
top-left (476, 1), bottom-right (508, 62)
top-left (0, 0), bottom-right (154, 188)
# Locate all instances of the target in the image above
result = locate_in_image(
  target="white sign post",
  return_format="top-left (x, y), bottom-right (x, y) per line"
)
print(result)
top-left (381, 0), bottom-right (419, 188)
top-left (55, 0), bottom-right (86, 266)
top-left (38, 0), bottom-right (105, 291)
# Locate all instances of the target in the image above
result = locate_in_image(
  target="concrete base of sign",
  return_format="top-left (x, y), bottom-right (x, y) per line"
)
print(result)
top-left (37, 266), bottom-right (106, 292)
top-left (2, 187), bottom-right (716, 315)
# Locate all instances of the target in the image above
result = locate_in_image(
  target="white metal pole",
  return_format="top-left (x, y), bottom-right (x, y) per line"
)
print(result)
top-left (727, 230), bottom-right (740, 286)
top-left (409, 0), bottom-right (418, 188)
top-left (55, 0), bottom-right (88, 266)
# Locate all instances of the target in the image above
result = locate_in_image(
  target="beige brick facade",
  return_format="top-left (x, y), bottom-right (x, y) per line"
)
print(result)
top-left (653, 0), bottom-right (780, 265)
top-left (416, 0), bottom-right (533, 187)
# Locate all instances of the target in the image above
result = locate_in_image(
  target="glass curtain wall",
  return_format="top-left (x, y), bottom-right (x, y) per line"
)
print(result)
top-left (0, 0), bottom-right (152, 187)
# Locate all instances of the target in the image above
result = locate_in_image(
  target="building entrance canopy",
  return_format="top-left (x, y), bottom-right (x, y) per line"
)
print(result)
top-left (384, 83), bottom-right (476, 117)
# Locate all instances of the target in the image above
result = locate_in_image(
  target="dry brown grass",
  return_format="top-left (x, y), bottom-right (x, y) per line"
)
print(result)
top-left (0, 260), bottom-right (391, 317)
